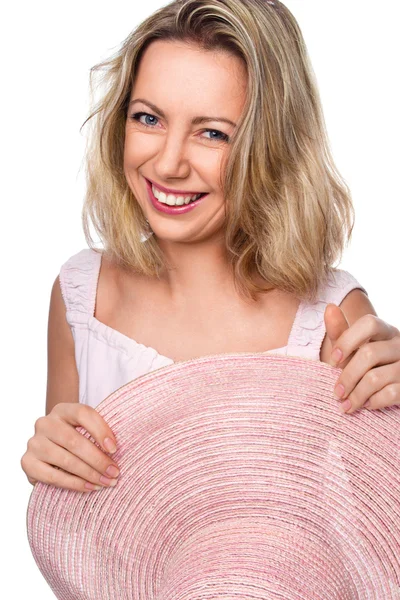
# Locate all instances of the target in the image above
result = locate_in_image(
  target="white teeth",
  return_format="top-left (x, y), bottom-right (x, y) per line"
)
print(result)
top-left (166, 194), bottom-right (177, 206)
top-left (152, 184), bottom-right (203, 206)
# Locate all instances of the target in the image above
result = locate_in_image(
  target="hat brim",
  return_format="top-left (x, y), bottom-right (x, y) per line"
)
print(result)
top-left (27, 353), bottom-right (400, 598)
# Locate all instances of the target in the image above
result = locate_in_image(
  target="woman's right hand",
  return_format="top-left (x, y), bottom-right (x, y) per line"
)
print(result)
top-left (21, 403), bottom-right (120, 492)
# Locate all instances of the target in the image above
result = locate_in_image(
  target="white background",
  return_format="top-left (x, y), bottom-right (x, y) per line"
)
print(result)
top-left (2, 0), bottom-right (398, 596)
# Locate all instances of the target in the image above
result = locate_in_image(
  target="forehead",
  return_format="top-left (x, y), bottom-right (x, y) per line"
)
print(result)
top-left (132, 40), bottom-right (247, 114)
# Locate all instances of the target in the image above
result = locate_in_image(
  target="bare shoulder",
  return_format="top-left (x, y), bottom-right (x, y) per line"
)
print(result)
top-left (45, 275), bottom-right (79, 415)
top-left (319, 289), bottom-right (378, 364)
top-left (95, 250), bottom-right (125, 318)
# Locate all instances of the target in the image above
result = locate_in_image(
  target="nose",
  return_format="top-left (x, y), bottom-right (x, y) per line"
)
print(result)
top-left (153, 130), bottom-right (191, 180)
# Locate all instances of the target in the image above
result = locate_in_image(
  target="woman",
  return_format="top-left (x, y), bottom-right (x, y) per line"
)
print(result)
top-left (21, 0), bottom-right (400, 495)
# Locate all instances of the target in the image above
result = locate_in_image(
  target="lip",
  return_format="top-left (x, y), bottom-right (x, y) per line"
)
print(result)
top-left (145, 177), bottom-right (206, 196)
top-left (145, 179), bottom-right (208, 215)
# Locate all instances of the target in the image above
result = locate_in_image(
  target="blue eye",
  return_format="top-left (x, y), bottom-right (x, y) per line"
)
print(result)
top-left (203, 130), bottom-right (230, 142)
top-left (130, 111), bottom-right (229, 143)
top-left (131, 112), bottom-right (159, 127)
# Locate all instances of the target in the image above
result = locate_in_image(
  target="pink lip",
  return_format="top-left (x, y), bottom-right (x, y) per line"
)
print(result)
top-left (145, 179), bottom-right (208, 215)
top-left (145, 177), bottom-right (206, 196)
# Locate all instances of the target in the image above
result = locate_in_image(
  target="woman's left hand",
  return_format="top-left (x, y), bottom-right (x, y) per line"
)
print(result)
top-left (325, 304), bottom-right (400, 414)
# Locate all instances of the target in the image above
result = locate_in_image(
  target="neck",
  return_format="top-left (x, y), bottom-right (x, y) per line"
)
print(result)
top-left (155, 234), bottom-right (240, 305)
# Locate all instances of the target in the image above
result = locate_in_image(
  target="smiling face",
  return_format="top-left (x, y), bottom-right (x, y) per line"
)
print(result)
top-left (124, 39), bottom-right (247, 245)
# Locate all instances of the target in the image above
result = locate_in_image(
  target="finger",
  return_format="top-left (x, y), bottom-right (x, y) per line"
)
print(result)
top-left (330, 315), bottom-right (399, 367)
top-left (53, 403), bottom-right (118, 455)
top-left (324, 303), bottom-right (350, 346)
top-left (324, 304), bottom-right (352, 368)
top-left (35, 416), bottom-right (120, 483)
top-left (334, 338), bottom-right (400, 403)
top-left (364, 383), bottom-right (400, 411)
top-left (29, 435), bottom-right (120, 490)
top-left (339, 361), bottom-right (400, 414)
top-left (24, 455), bottom-right (103, 493)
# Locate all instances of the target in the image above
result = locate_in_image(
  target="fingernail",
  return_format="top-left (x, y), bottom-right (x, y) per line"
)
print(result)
top-left (331, 348), bottom-right (343, 364)
top-left (106, 465), bottom-right (119, 478)
top-left (364, 400), bottom-right (372, 408)
top-left (334, 384), bottom-right (345, 399)
top-left (340, 399), bottom-right (352, 413)
top-left (100, 475), bottom-right (118, 487)
top-left (85, 482), bottom-right (102, 491)
top-left (104, 437), bottom-right (117, 453)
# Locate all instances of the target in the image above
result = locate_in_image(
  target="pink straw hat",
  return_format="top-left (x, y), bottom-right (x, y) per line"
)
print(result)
top-left (26, 354), bottom-right (400, 598)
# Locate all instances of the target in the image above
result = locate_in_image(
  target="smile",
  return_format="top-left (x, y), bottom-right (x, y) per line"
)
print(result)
top-left (146, 177), bottom-right (207, 197)
top-left (145, 179), bottom-right (208, 215)
top-left (152, 184), bottom-right (204, 206)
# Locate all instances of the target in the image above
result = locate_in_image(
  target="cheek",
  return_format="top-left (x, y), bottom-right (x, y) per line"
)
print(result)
top-left (197, 151), bottom-right (225, 190)
top-left (124, 131), bottom-right (154, 167)
top-left (123, 139), bottom-right (140, 169)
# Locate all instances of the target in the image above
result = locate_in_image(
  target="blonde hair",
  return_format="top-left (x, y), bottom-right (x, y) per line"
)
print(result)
top-left (81, 0), bottom-right (355, 303)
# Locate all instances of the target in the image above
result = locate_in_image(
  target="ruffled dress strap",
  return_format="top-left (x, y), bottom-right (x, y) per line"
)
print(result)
top-left (287, 269), bottom-right (368, 361)
top-left (59, 248), bottom-right (102, 328)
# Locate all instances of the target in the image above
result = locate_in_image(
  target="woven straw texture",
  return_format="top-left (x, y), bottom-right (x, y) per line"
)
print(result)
top-left (27, 354), bottom-right (400, 599)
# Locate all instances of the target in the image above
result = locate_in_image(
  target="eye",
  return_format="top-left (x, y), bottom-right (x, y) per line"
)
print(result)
top-left (130, 112), bottom-right (159, 127)
top-left (129, 112), bottom-right (230, 143)
top-left (202, 130), bottom-right (230, 143)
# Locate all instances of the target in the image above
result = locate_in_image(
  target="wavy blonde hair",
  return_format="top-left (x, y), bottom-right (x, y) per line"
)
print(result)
top-left (81, 0), bottom-right (355, 304)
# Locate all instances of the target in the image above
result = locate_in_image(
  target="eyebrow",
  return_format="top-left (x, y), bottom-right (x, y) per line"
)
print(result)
top-left (128, 98), bottom-right (237, 128)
